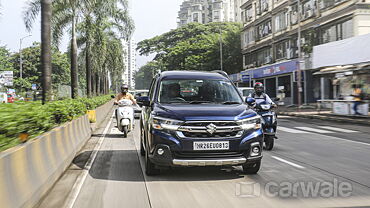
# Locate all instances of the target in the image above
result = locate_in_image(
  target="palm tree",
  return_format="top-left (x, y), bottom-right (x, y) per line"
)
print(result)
top-left (79, 0), bottom-right (133, 96)
top-left (41, 0), bottom-right (52, 103)
top-left (25, 0), bottom-right (80, 98)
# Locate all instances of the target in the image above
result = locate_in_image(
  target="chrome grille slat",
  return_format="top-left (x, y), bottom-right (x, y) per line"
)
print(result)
top-left (177, 121), bottom-right (243, 139)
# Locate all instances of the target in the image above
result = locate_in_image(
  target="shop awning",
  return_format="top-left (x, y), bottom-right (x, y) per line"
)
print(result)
top-left (313, 32), bottom-right (370, 69)
top-left (313, 63), bottom-right (370, 75)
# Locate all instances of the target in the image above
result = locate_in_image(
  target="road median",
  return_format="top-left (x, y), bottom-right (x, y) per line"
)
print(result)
top-left (0, 98), bottom-right (113, 208)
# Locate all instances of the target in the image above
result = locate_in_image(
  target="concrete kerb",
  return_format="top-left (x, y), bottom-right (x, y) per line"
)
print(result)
top-left (278, 111), bottom-right (370, 125)
top-left (0, 100), bottom-right (114, 208)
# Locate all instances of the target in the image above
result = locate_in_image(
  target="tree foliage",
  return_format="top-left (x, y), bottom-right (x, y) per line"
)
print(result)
top-left (10, 42), bottom-right (70, 92)
top-left (137, 22), bottom-right (243, 74)
top-left (134, 61), bottom-right (160, 90)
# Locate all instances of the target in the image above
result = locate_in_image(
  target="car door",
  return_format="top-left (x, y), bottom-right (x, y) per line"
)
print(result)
top-left (142, 76), bottom-right (158, 150)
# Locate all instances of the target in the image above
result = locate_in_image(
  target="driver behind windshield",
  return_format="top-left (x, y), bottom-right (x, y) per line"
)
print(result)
top-left (114, 84), bottom-right (136, 105)
top-left (161, 83), bottom-right (183, 102)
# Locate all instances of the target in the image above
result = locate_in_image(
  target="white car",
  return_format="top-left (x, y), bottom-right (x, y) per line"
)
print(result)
top-left (238, 87), bottom-right (254, 101)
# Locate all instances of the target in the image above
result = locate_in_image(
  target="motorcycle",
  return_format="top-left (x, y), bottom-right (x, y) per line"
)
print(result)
top-left (114, 99), bottom-right (135, 138)
top-left (246, 98), bottom-right (279, 150)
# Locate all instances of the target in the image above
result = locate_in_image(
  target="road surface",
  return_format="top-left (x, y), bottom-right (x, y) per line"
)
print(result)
top-left (36, 112), bottom-right (370, 208)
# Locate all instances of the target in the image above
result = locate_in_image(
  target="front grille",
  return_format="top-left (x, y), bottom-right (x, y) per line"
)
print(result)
top-left (178, 121), bottom-right (242, 139)
top-left (182, 122), bottom-right (238, 127)
top-left (182, 131), bottom-right (239, 138)
top-left (174, 151), bottom-right (244, 159)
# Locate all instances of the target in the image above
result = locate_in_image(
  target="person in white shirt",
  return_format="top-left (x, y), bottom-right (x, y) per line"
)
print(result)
top-left (249, 82), bottom-right (276, 106)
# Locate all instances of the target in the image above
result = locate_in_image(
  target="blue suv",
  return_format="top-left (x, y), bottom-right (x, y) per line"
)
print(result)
top-left (138, 71), bottom-right (263, 175)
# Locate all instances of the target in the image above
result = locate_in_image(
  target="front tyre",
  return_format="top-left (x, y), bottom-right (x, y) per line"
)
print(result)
top-left (145, 147), bottom-right (160, 176)
top-left (264, 135), bottom-right (274, 151)
top-left (242, 161), bottom-right (261, 174)
top-left (123, 126), bottom-right (128, 138)
top-left (140, 128), bottom-right (145, 156)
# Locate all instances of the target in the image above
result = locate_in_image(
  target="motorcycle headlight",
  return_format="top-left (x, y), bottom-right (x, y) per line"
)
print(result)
top-left (237, 116), bottom-right (262, 130)
top-left (151, 116), bottom-right (184, 131)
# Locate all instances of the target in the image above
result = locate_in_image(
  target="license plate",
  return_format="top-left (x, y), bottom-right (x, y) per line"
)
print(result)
top-left (193, 141), bottom-right (229, 151)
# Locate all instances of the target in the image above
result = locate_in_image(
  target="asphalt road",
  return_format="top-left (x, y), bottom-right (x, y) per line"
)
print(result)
top-left (37, 113), bottom-right (370, 208)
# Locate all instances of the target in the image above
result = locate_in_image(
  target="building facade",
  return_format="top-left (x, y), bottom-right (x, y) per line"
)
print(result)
top-left (122, 39), bottom-right (137, 89)
top-left (177, 0), bottom-right (238, 27)
top-left (236, 0), bottom-right (370, 104)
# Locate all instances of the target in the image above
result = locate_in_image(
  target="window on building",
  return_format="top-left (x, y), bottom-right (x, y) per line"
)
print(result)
top-left (289, 37), bottom-right (298, 59)
top-left (256, 0), bottom-right (269, 15)
top-left (214, 2), bottom-right (222, 9)
top-left (290, 3), bottom-right (298, 25)
top-left (245, 6), bottom-right (253, 22)
top-left (274, 11), bottom-right (288, 32)
top-left (257, 47), bottom-right (272, 66)
top-left (193, 13), bottom-right (199, 22)
top-left (319, 0), bottom-right (348, 10)
top-left (256, 19), bottom-right (272, 40)
top-left (214, 10), bottom-right (220, 20)
top-left (244, 53), bottom-right (257, 68)
top-left (319, 19), bottom-right (353, 44)
top-left (275, 40), bottom-right (289, 60)
top-left (302, 0), bottom-right (316, 20)
top-left (243, 27), bottom-right (255, 47)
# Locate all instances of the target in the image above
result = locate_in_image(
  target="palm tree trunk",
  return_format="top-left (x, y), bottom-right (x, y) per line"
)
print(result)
top-left (91, 71), bottom-right (95, 96)
top-left (71, 18), bottom-right (78, 98)
top-left (86, 41), bottom-right (92, 98)
top-left (96, 73), bottom-right (100, 96)
top-left (41, 0), bottom-right (52, 104)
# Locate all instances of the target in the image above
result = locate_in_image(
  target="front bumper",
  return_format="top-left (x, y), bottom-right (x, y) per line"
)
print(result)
top-left (148, 129), bottom-right (263, 167)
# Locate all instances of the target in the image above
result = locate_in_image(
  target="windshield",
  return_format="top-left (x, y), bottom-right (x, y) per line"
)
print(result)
top-left (242, 89), bottom-right (254, 97)
top-left (158, 79), bottom-right (242, 104)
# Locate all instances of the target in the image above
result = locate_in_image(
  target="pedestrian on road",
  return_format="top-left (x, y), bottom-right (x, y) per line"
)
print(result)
top-left (352, 84), bottom-right (363, 115)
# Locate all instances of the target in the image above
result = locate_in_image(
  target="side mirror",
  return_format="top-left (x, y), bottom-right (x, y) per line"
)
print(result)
top-left (245, 97), bottom-right (256, 106)
top-left (274, 98), bottom-right (280, 102)
top-left (111, 95), bottom-right (115, 99)
top-left (137, 96), bottom-right (150, 107)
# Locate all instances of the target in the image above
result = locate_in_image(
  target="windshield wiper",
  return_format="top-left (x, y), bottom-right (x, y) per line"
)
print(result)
top-left (221, 101), bottom-right (242, 105)
top-left (188, 101), bottom-right (212, 104)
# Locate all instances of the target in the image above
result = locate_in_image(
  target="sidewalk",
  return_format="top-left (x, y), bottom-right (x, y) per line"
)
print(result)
top-left (277, 106), bottom-right (370, 126)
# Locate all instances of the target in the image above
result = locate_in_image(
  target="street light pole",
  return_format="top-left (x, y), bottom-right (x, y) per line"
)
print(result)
top-left (219, 28), bottom-right (223, 71)
top-left (297, 0), bottom-right (302, 109)
top-left (19, 35), bottom-right (32, 79)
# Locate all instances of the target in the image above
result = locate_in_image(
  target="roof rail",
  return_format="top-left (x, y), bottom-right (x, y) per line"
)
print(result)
top-left (212, 70), bottom-right (229, 78)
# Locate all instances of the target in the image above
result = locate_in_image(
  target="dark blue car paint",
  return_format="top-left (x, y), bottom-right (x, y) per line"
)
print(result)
top-left (140, 71), bottom-right (264, 167)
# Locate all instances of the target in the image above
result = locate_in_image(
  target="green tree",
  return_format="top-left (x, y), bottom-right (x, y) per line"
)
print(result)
top-left (134, 61), bottom-right (160, 90)
top-left (137, 22), bottom-right (243, 74)
top-left (78, 0), bottom-right (133, 97)
top-left (25, 0), bottom-right (80, 98)
top-left (0, 46), bottom-right (15, 72)
top-left (10, 42), bottom-right (70, 93)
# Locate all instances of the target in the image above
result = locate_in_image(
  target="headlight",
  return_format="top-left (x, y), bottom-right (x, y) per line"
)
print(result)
top-left (151, 116), bottom-right (184, 131)
top-left (237, 116), bottom-right (261, 130)
top-left (260, 104), bottom-right (271, 110)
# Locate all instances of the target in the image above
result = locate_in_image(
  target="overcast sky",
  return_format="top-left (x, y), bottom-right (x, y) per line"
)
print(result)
top-left (0, 0), bottom-right (184, 68)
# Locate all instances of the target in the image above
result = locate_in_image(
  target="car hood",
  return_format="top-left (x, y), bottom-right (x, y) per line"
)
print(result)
top-left (154, 103), bottom-right (257, 121)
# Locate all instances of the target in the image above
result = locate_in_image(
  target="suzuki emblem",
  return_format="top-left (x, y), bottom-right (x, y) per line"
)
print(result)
top-left (206, 123), bottom-right (217, 135)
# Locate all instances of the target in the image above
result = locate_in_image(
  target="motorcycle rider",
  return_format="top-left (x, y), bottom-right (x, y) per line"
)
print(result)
top-left (249, 82), bottom-right (276, 106)
top-left (114, 84), bottom-right (136, 105)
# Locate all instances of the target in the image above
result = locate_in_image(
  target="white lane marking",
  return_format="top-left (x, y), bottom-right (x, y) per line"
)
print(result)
top-left (278, 126), bottom-right (308, 134)
top-left (64, 112), bottom-right (114, 208)
top-left (319, 126), bottom-right (358, 133)
top-left (271, 156), bottom-right (305, 169)
top-left (296, 126), bottom-right (334, 134)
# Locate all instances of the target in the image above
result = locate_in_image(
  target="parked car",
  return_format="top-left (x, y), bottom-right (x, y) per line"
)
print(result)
top-left (7, 94), bottom-right (15, 103)
top-left (133, 89), bottom-right (149, 99)
top-left (238, 87), bottom-right (254, 101)
top-left (0, 93), bottom-right (7, 103)
top-left (132, 90), bottom-right (149, 118)
top-left (138, 71), bottom-right (263, 175)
